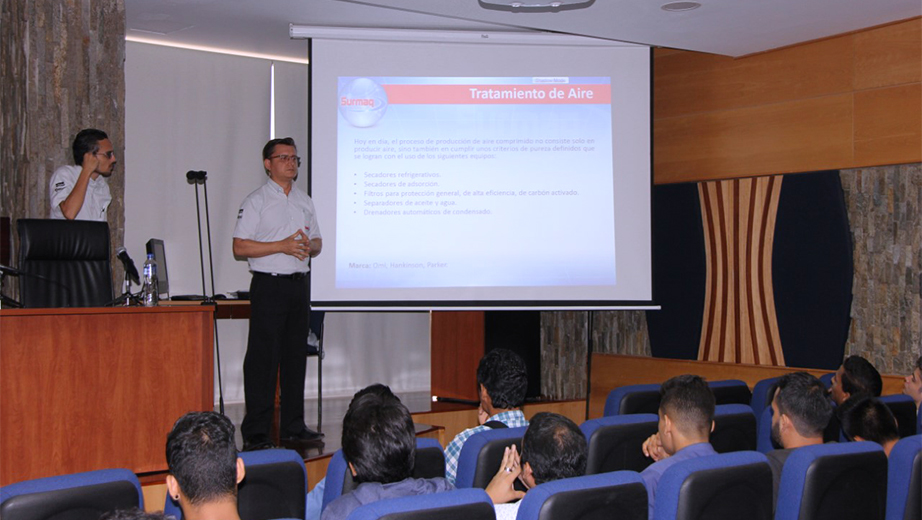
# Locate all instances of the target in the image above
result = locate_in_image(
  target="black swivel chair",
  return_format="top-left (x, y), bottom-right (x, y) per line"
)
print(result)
top-left (17, 219), bottom-right (112, 307)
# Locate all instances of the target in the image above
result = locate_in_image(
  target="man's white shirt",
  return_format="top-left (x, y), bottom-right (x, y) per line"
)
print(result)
top-left (48, 165), bottom-right (111, 221)
top-left (233, 178), bottom-right (322, 275)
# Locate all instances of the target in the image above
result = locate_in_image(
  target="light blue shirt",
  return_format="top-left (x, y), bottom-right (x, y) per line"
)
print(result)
top-left (641, 442), bottom-right (717, 519)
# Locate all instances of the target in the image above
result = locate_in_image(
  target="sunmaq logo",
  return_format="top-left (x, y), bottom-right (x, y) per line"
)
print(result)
top-left (338, 78), bottom-right (388, 128)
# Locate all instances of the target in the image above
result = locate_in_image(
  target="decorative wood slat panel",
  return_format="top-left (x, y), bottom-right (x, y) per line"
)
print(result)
top-left (698, 177), bottom-right (784, 365)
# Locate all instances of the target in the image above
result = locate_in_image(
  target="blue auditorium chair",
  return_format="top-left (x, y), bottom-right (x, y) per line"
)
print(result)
top-left (322, 438), bottom-right (446, 511)
top-left (708, 379), bottom-right (752, 406)
top-left (516, 471), bottom-right (647, 520)
top-left (756, 406), bottom-right (778, 453)
top-left (165, 448), bottom-right (308, 520)
top-left (0, 468), bottom-right (143, 520)
top-left (819, 372), bottom-right (834, 389)
top-left (653, 451), bottom-right (772, 520)
top-left (886, 434), bottom-right (921, 520)
top-left (604, 383), bottom-right (662, 416)
top-left (750, 376), bottom-right (781, 426)
top-left (454, 426), bottom-right (527, 489)
top-left (345, 488), bottom-right (493, 520)
top-left (879, 394), bottom-right (919, 438)
top-left (711, 404), bottom-right (757, 453)
top-left (775, 441), bottom-right (887, 520)
top-left (581, 413), bottom-right (659, 474)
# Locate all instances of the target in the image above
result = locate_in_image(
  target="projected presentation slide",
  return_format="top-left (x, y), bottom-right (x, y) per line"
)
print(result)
top-left (335, 76), bottom-right (616, 290)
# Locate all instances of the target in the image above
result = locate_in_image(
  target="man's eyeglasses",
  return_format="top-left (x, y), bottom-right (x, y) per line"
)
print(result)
top-left (95, 150), bottom-right (116, 159)
top-left (269, 154), bottom-right (301, 167)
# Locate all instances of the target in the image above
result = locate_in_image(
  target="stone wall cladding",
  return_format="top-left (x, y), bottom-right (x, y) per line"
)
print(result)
top-left (841, 163), bottom-right (922, 375)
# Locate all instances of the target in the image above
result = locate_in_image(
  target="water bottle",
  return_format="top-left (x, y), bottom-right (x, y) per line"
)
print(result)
top-left (142, 253), bottom-right (159, 307)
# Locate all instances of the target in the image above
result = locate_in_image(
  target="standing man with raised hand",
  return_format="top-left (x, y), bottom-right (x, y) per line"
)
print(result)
top-left (234, 137), bottom-right (323, 451)
top-left (49, 128), bottom-right (115, 221)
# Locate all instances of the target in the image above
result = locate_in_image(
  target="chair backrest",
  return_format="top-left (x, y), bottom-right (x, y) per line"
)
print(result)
top-left (604, 383), bottom-right (661, 416)
top-left (653, 451), bottom-right (772, 520)
top-left (886, 434), bottom-right (921, 520)
top-left (756, 406), bottom-right (779, 453)
top-left (322, 438), bottom-right (447, 512)
top-left (750, 376), bottom-right (781, 424)
top-left (819, 372), bottom-right (834, 389)
top-left (345, 488), bottom-right (493, 520)
top-left (455, 426), bottom-right (527, 489)
top-left (709, 379), bottom-right (753, 406)
top-left (17, 218), bottom-right (112, 307)
top-left (517, 471), bottom-right (647, 520)
top-left (879, 394), bottom-right (918, 438)
top-left (165, 448), bottom-right (307, 520)
top-left (581, 414), bottom-right (658, 474)
top-left (775, 441), bottom-right (887, 520)
top-left (0, 468), bottom-right (142, 520)
top-left (711, 404), bottom-right (757, 453)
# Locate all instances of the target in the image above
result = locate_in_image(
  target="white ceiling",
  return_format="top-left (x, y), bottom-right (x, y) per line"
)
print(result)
top-left (126, 0), bottom-right (920, 59)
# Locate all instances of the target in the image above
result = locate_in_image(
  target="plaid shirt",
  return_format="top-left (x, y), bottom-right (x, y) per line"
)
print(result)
top-left (443, 409), bottom-right (528, 486)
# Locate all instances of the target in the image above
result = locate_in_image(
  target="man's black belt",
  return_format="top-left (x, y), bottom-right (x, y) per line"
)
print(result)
top-left (253, 271), bottom-right (308, 280)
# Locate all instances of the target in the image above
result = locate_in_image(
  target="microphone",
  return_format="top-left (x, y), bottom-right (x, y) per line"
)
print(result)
top-left (116, 247), bottom-right (141, 285)
top-left (186, 170), bottom-right (207, 183)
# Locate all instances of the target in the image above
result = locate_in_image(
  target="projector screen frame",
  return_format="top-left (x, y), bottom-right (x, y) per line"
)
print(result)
top-left (305, 30), bottom-right (657, 311)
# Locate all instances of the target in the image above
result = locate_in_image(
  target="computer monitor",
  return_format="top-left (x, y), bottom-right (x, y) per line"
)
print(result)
top-left (145, 238), bottom-right (170, 298)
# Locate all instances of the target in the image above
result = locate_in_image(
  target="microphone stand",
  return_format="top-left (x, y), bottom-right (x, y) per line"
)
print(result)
top-left (188, 170), bottom-right (226, 415)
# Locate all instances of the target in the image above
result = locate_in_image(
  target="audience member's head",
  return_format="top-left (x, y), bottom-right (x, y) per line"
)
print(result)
top-left (903, 355), bottom-right (922, 409)
top-left (100, 509), bottom-right (170, 520)
top-left (342, 385), bottom-right (416, 484)
top-left (657, 375), bottom-right (715, 455)
top-left (830, 355), bottom-right (882, 406)
top-left (839, 397), bottom-right (900, 456)
top-left (165, 411), bottom-right (244, 520)
top-left (771, 372), bottom-right (833, 449)
top-left (477, 349), bottom-right (528, 415)
top-left (72, 128), bottom-right (109, 165)
top-left (519, 412), bottom-right (588, 488)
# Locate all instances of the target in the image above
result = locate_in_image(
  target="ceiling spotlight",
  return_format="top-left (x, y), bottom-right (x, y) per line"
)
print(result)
top-left (480, 0), bottom-right (595, 12)
top-left (661, 1), bottom-right (702, 11)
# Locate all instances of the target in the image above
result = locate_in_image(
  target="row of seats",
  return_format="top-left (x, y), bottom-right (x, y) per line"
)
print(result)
top-left (9, 438), bottom-right (911, 520)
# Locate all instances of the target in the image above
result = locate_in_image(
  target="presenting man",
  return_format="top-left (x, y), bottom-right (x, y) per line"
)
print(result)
top-left (233, 137), bottom-right (322, 451)
top-left (49, 128), bottom-right (115, 221)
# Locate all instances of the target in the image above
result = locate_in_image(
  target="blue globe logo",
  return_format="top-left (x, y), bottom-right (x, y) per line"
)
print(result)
top-left (339, 78), bottom-right (388, 128)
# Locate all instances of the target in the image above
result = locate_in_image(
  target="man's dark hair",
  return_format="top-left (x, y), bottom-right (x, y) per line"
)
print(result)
top-left (520, 412), bottom-right (587, 485)
top-left (659, 375), bottom-right (715, 436)
top-left (477, 349), bottom-right (528, 410)
top-left (342, 388), bottom-right (416, 484)
top-left (841, 355), bottom-right (883, 398)
top-left (262, 137), bottom-right (297, 160)
top-left (165, 411), bottom-right (238, 504)
top-left (773, 372), bottom-right (833, 437)
top-left (72, 128), bottom-right (109, 165)
top-left (915, 355), bottom-right (922, 373)
top-left (839, 397), bottom-right (900, 444)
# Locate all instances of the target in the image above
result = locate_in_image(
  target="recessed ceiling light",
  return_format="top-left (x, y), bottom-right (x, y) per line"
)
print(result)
top-left (661, 1), bottom-right (702, 11)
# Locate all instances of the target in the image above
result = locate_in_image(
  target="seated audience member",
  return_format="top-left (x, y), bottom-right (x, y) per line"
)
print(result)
top-left (484, 412), bottom-right (588, 520)
top-left (766, 372), bottom-right (833, 505)
top-left (829, 355), bottom-right (883, 406)
top-left (902, 355), bottom-right (922, 411)
top-left (165, 411), bottom-right (245, 520)
top-left (321, 385), bottom-right (453, 520)
top-left (101, 509), bottom-right (170, 520)
top-left (640, 374), bottom-right (717, 519)
top-left (839, 396), bottom-right (900, 456)
top-left (444, 349), bottom-right (530, 485)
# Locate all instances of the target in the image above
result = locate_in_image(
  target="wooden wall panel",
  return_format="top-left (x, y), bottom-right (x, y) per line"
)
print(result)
top-left (854, 83), bottom-right (922, 166)
top-left (655, 95), bottom-right (854, 183)
top-left (430, 311), bottom-right (484, 401)
top-left (697, 178), bottom-right (785, 365)
top-left (853, 19), bottom-right (922, 90)
top-left (654, 18), bottom-right (922, 184)
top-left (653, 37), bottom-right (854, 119)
